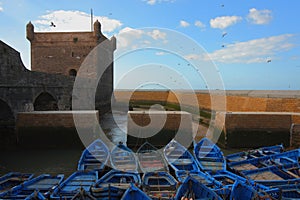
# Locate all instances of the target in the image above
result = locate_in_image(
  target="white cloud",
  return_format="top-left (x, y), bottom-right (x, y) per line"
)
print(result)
top-left (116, 27), bottom-right (168, 50)
top-left (117, 27), bottom-right (144, 49)
top-left (210, 16), bottom-right (242, 29)
top-left (0, 2), bottom-right (3, 12)
top-left (33, 10), bottom-right (122, 33)
top-left (143, 0), bottom-right (175, 5)
top-left (247, 8), bottom-right (272, 25)
top-left (155, 51), bottom-right (167, 56)
top-left (179, 20), bottom-right (190, 27)
top-left (147, 29), bottom-right (167, 40)
top-left (184, 54), bottom-right (201, 61)
top-left (194, 20), bottom-right (206, 29)
top-left (204, 34), bottom-right (294, 63)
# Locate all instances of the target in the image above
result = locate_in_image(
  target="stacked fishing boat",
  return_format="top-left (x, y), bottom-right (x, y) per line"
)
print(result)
top-left (0, 136), bottom-right (299, 199)
top-left (0, 174), bottom-right (64, 199)
top-left (193, 138), bottom-right (285, 199)
top-left (164, 139), bottom-right (227, 199)
top-left (77, 138), bottom-right (110, 173)
top-left (226, 145), bottom-right (300, 199)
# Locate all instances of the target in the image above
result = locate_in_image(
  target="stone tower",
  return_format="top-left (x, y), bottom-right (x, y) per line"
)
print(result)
top-left (26, 20), bottom-right (116, 112)
top-left (26, 20), bottom-right (116, 77)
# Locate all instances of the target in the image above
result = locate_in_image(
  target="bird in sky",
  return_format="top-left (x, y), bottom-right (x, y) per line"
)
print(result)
top-left (222, 32), bottom-right (227, 38)
top-left (267, 59), bottom-right (272, 63)
top-left (221, 4), bottom-right (224, 7)
top-left (50, 22), bottom-right (56, 27)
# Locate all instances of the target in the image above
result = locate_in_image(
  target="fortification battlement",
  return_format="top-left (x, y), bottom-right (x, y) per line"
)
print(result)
top-left (26, 20), bottom-right (116, 76)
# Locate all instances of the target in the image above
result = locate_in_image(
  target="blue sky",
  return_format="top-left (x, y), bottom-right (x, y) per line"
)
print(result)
top-left (0, 0), bottom-right (299, 90)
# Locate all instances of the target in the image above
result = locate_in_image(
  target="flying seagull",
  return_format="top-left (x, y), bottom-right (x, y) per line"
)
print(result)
top-left (222, 32), bottom-right (227, 38)
top-left (50, 22), bottom-right (56, 27)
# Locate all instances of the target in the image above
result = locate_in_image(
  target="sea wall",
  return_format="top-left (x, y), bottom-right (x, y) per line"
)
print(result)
top-left (115, 90), bottom-right (300, 148)
top-left (127, 111), bottom-right (193, 148)
top-left (114, 90), bottom-right (300, 114)
top-left (16, 111), bottom-right (99, 148)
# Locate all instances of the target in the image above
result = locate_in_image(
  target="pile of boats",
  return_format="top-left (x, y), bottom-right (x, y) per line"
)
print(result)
top-left (0, 137), bottom-right (299, 199)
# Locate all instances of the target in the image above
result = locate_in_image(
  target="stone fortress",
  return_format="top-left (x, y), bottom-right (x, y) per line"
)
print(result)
top-left (0, 20), bottom-right (115, 147)
top-left (0, 20), bottom-right (299, 149)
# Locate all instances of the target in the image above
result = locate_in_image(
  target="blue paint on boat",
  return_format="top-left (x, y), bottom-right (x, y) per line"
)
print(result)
top-left (110, 143), bottom-right (138, 172)
top-left (164, 139), bottom-right (200, 172)
top-left (51, 170), bottom-right (98, 200)
top-left (90, 169), bottom-right (141, 200)
top-left (0, 174), bottom-right (64, 199)
top-left (228, 149), bottom-right (300, 174)
top-left (24, 191), bottom-right (46, 200)
top-left (142, 171), bottom-right (177, 200)
top-left (137, 141), bottom-right (169, 173)
top-left (229, 180), bottom-right (259, 200)
top-left (0, 172), bottom-right (34, 193)
top-left (77, 139), bottom-right (110, 172)
top-left (175, 170), bottom-right (221, 189)
top-left (121, 183), bottom-right (152, 200)
top-left (194, 138), bottom-right (226, 172)
top-left (226, 144), bottom-right (284, 163)
top-left (175, 176), bottom-right (222, 200)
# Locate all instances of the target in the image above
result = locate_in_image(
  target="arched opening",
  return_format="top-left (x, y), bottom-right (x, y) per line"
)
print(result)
top-left (0, 99), bottom-right (15, 126)
top-left (0, 99), bottom-right (15, 145)
top-left (69, 69), bottom-right (77, 77)
top-left (34, 92), bottom-right (58, 111)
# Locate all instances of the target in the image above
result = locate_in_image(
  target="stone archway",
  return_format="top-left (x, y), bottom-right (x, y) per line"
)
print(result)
top-left (69, 69), bottom-right (77, 77)
top-left (0, 99), bottom-right (15, 146)
top-left (0, 99), bottom-right (14, 126)
top-left (34, 92), bottom-right (58, 111)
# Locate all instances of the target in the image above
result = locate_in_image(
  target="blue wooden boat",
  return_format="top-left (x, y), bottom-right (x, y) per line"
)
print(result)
top-left (110, 142), bottom-right (138, 172)
top-left (24, 191), bottom-right (46, 200)
top-left (175, 170), bottom-right (221, 189)
top-left (229, 180), bottom-right (259, 200)
top-left (175, 176), bottom-right (222, 200)
top-left (137, 142), bottom-right (169, 173)
top-left (51, 170), bottom-right (98, 200)
top-left (164, 139), bottom-right (200, 172)
top-left (77, 138), bottom-right (110, 172)
top-left (142, 171), bottom-right (177, 200)
top-left (228, 180), bottom-right (281, 200)
top-left (228, 149), bottom-right (300, 174)
top-left (226, 144), bottom-right (284, 163)
top-left (276, 183), bottom-right (300, 199)
top-left (0, 174), bottom-right (64, 199)
top-left (210, 170), bottom-right (281, 200)
top-left (90, 169), bottom-right (141, 200)
top-left (69, 187), bottom-right (97, 200)
top-left (121, 183), bottom-right (152, 200)
top-left (194, 138), bottom-right (226, 172)
top-left (242, 165), bottom-right (300, 187)
top-left (0, 172), bottom-right (34, 193)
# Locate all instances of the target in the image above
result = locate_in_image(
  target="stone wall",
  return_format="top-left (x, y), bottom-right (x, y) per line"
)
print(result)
top-left (115, 90), bottom-right (300, 147)
top-left (0, 40), bottom-right (75, 116)
top-left (16, 111), bottom-right (99, 148)
top-left (114, 90), bottom-right (300, 119)
top-left (223, 112), bottom-right (292, 148)
top-left (291, 124), bottom-right (300, 148)
top-left (17, 111), bottom-right (99, 128)
top-left (127, 111), bottom-right (193, 147)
